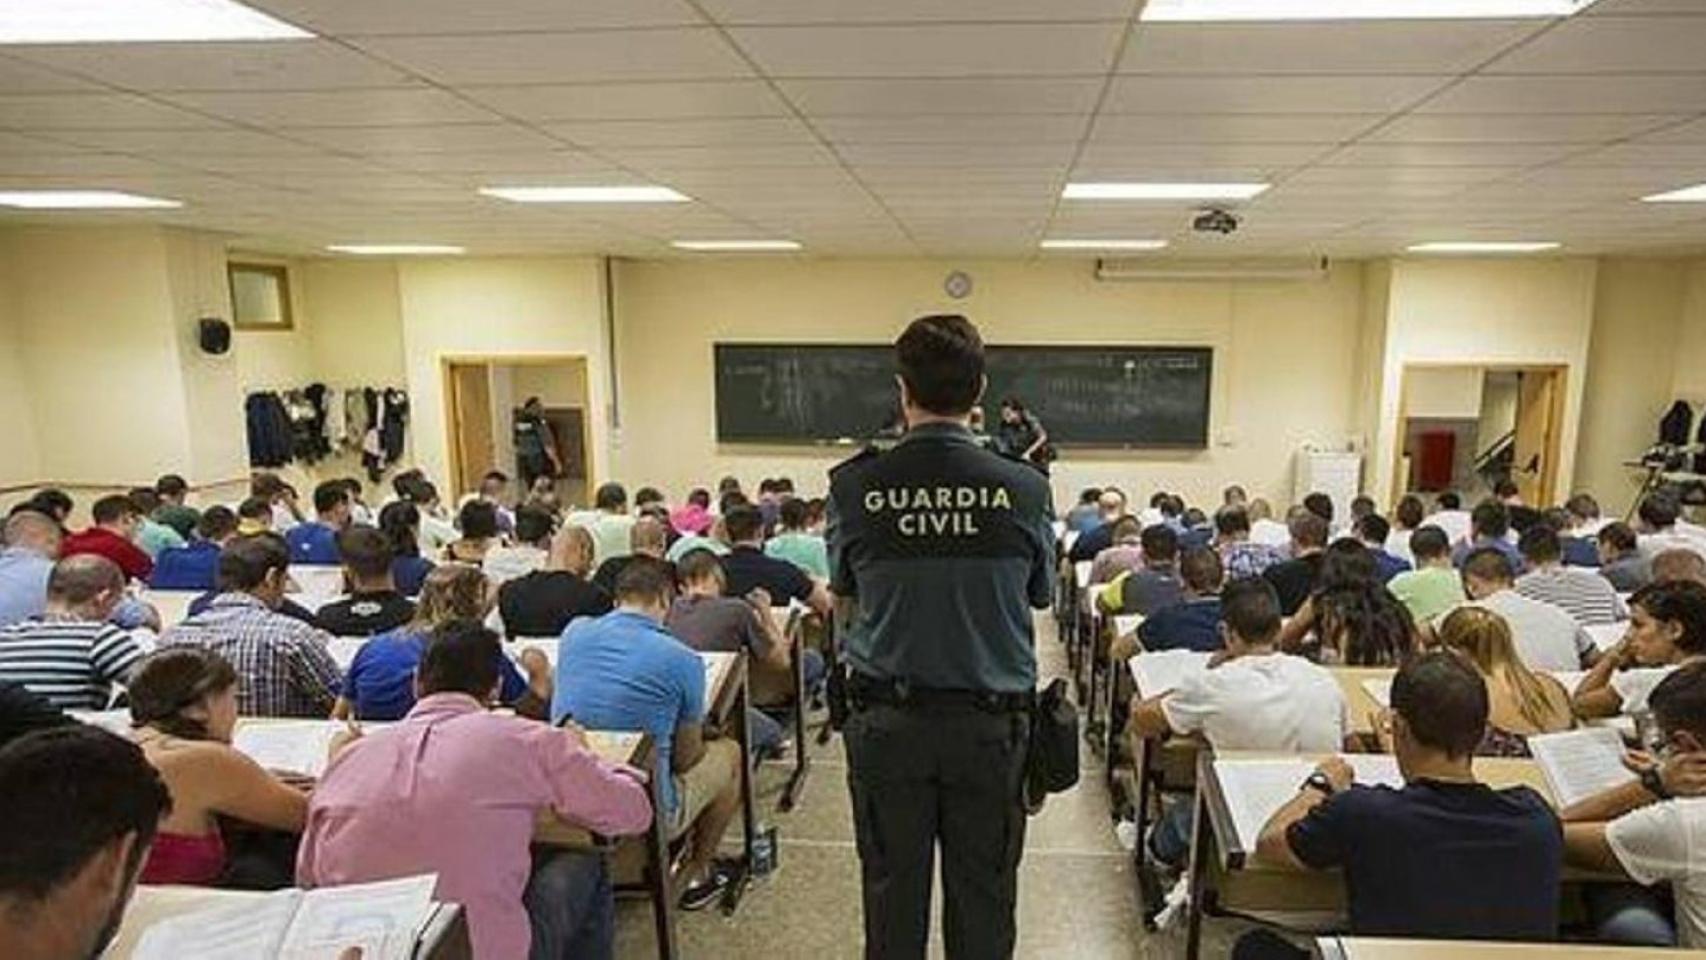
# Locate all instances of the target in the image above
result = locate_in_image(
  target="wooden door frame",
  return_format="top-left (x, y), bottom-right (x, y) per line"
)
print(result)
top-left (1390, 361), bottom-right (1569, 510)
top-left (446, 362), bottom-right (496, 500)
top-left (440, 353), bottom-right (597, 502)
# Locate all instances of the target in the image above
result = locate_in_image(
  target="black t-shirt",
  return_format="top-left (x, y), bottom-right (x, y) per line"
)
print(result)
top-left (592, 555), bottom-right (634, 598)
top-left (498, 571), bottom-right (613, 637)
top-left (313, 591), bottom-right (416, 637)
top-left (0, 679), bottom-right (69, 750)
top-left (1287, 779), bottom-right (1562, 940)
top-left (1263, 553), bottom-right (1324, 616)
top-left (1067, 520), bottom-right (1117, 563)
top-left (720, 545), bottom-right (813, 605)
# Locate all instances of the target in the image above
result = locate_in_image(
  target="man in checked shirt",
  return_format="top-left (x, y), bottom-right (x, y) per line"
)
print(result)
top-left (161, 533), bottom-right (341, 717)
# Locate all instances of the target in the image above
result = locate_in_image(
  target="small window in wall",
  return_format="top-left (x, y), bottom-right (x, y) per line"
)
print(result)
top-left (228, 262), bottom-right (293, 330)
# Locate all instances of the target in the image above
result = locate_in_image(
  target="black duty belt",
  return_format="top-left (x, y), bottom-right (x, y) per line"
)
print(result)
top-left (848, 673), bottom-right (1033, 713)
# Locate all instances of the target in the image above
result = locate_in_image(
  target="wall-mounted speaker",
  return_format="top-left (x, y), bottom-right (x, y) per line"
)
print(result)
top-left (198, 317), bottom-right (232, 355)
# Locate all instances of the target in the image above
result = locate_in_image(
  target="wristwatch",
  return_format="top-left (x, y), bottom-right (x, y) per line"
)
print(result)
top-left (1640, 765), bottom-right (1672, 800)
top-left (1303, 771), bottom-right (1337, 797)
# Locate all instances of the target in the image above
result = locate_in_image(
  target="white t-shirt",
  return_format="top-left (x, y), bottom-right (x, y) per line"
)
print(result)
top-left (1424, 509), bottom-right (1473, 547)
top-left (1608, 798), bottom-right (1706, 947)
top-left (1641, 530), bottom-right (1706, 562)
top-left (482, 544), bottom-right (547, 586)
top-left (1385, 529), bottom-right (1416, 566)
top-left (1474, 590), bottom-right (1593, 673)
top-left (1249, 518), bottom-right (1291, 549)
top-left (1611, 665), bottom-right (1680, 716)
top-left (1160, 652), bottom-right (1349, 752)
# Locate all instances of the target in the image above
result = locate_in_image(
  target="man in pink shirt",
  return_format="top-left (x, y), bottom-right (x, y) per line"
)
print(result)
top-left (298, 622), bottom-right (651, 960)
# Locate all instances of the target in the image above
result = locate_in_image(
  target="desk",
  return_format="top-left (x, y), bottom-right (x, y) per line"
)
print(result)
top-left (1184, 750), bottom-right (1609, 960)
top-left (1316, 937), bottom-right (1706, 960)
top-left (108, 885), bottom-right (471, 960)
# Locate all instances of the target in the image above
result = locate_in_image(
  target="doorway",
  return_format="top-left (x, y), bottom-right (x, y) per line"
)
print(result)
top-left (444, 356), bottom-right (594, 508)
top-left (1394, 364), bottom-right (1566, 506)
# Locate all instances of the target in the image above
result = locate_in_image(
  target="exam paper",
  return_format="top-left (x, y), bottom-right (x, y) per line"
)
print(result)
top-left (1529, 727), bottom-right (1635, 808)
top-left (1129, 650), bottom-right (1212, 697)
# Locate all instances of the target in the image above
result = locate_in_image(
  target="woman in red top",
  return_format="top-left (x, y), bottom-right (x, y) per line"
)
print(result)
top-left (129, 647), bottom-right (334, 886)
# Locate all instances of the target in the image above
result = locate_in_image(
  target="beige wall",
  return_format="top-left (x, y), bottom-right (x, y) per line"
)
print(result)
top-left (1404, 366), bottom-right (1484, 420)
top-left (395, 257), bottom-right (610, 498)
top-left (1676, 263), bottom-right (1706, 404)
top-left (1372, 258), bottom-right (1600, 505)
top-left (612, 257), bottom-right (1366, 506)
top-left (0, 251), bottom-right (40, 488)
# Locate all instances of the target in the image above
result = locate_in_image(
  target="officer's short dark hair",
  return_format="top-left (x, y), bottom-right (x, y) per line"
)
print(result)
top-left (0, 725), bottom-right (171, 901)
top-left (1180, 548), bottom-right (1223, 594)
top-left (1640, 495), bottom-right (1682, 530)
top-left (1651, 661), bottom-right (1706, 742)
top-left (1462, 546), bottom-right (1515, 585)
top-left (1518, 524), bottom-right (1563, 564)
top-left (615, 557), bottom-right (676, 608)
top-left (458, 499), bottom-right (499, 539)
top-left (677, 549), bottom-right (726, 588)
top-left (1391, 650), bottom-right (1489, 759)
top-left (595, 482), bottom-right (627, 511)
top-left (1222, 578), bottom-right (1281, 644)
top-left (418, 621), bottom-right (501, 699)
top-left (1140, 524), bottom-right (1178, 563)
top-left (723, 504), bottom-right (765, 544)
top-left (1598, 521), bottom-right (1638, 554)
top-left (514, 506), bottom-right (555, 546)
top-left (217, 533), bottom-right (290, 592)
top-left (91, 495), bottom-right (137, 526)
top-left (1410, 526), bottom-right (1451, 562)
top-left (895, 314), bottom-right (985, 417)
top-left (1214, 506), bottom-right (1250, 537)
top-left (1471, 498), bottom-right (1510, 539)
top-left (312, 480), bottom-right (349, 516)
top-left (196, 505), bottom-right (238, 541)
top-left (336, 525), bottom-right (393, 580)
top-left (1355, 513), bottom-right (1390, 545)
top-left (1303, 492), bottom-right (1334, 524)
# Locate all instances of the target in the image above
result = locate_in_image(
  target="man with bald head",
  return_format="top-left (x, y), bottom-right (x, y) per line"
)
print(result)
top-left (593, 515), bottom-right (671, 598)
top-left (0, 555), bottom-right (145, 709)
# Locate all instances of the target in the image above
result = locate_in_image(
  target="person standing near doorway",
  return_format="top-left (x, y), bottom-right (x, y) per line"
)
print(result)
top-left (514, 396), bottom-right (562, 492)
top-left (828, 314), bottom-right (1055, 959)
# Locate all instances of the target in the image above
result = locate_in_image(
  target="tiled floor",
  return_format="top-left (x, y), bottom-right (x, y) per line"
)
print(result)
top-left (612, 612), bottom-right (1250, 959)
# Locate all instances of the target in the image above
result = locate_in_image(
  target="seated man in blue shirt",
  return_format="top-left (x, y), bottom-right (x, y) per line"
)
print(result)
top-left (1135, 547), bottom-right (1224, 654)
top-left (1239, 651), bottom-right (1563, 959)
top-left (285, 480), bottom-right (351, 566)
top-left (149, 506), bottom-right (238, 592)
top-left (1353, 514), bottom-right (1412, 585)
top-left (552, 558), bottom-right (742, 911)
top-left (1451, 499), bottom-right (1524, 573)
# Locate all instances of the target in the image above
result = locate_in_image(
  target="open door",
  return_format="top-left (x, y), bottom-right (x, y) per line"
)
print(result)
top-left (1512, 369), bottom-right (1564, 505)
top-left (447, 361), bottom-right (494, 500)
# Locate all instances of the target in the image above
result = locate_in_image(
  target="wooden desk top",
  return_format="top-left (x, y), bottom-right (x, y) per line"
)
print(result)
top-left (1318, 937), bottom-right (1706, 960)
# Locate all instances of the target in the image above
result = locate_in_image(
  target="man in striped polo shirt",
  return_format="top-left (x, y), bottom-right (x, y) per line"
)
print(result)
top-left (1516, 524), bottom-right (1628, 627)
top-left (0, 555), bottom-right (144, 710)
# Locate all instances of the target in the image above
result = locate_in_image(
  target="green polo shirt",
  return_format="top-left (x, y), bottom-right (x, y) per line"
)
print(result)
top-left (765, 532), bottom-right (828, 580)
top-left (1388, 564), bottom-right (1467, 626)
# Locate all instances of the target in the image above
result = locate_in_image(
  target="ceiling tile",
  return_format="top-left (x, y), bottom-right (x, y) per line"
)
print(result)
top-left (1074, 142), bottom-right (1323, 171)
top-left (1419, 75), bottom-right (1706, 114)
top-left (837, 141), bottom-right (1076, 167)
top-left (1103, 75), bottom-right (1448, 114)
top-left (1487, 14), bottom-right (1706, 74)
top-left (1365, 113), bottom-right (1684, 144)
top-left (355, 29), bottom-right (749, 85)
top-left (0, 131), bottom-right (94, 155)
top-left (279, 123), bottom-right (564, 154)
top-left (163, 88), bottom-right (494, 126)
top-left (1120, 20), bottom-right (1541, 75)
top-left (1564, 142), bottom-right (1706, 167)
top-left (1628, 118), bottom-right (1706, 145)
top-left (1320, 142), bottom-right (1583, 167)
top-left (729, 23), bottom-right (1124, 77)
top-left (542, 117), bottom-right (815, 148)
top-left (0, 154), bottom-right (187, 177)
top-left (0, 93), bottom-right (220, 130)
top-left (598, 143), bottom-right (838, 170)
top-left (781, 78), bottom-right (1102, 117)
top-left (816, 115), bottom-right (1088, 144)
top-left (246, 0), bottom-right (699, 34)
top-left (50, 128), bottom-right (322, 156)
top-left (0, 55), bottom-right (101, 92)
top-left (1089, 113), bottom-right (1374, 144)
top-left (9, 41), bottom-right (410, 92)
top-left (700, 0), bottom-right (1132, 23)
top-left (465, 81), bottom-right (787, 121)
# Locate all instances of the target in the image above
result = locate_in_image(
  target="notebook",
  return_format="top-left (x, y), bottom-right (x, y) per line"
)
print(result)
top-left (1528, 727), bottom-right (1635, 808)
top-left (1215, 755), bottom-right (1405, 855)
top-left (132, 874), bottom-right (439, 960)
top-left (1128, 650), bottom-right (1212, 697)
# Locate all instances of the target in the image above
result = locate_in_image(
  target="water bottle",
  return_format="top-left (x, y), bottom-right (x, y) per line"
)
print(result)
top-left (750, 824), bottom-right (779, 878)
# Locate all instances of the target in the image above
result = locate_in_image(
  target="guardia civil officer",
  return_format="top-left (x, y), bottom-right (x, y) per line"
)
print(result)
top-left (826, 314), bottom-right (1055, 958)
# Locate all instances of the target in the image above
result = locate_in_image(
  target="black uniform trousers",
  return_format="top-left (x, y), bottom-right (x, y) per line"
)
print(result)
top-left (845, 700), bottom-right (1030, 959)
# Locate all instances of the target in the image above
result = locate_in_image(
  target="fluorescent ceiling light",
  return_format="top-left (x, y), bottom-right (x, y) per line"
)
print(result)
top-left (327, 244), bottom-right (465, 256)
top-left (1142, 0), bottom-right (1598, 21)
top-left (1642, 183), bottom-right (1706, 203)
top-left (1062, 182), bottom-right (1269, 201)
top-left (0, 190), bottom-right (181, 209)
top-left (1406, 241), bottom-right (1561, 254)
top-left (480, 185), bottom-right (689, 204)
top-left (1041, 239), bottom-right (1169, 251)
top-left (671, 240), bottom-right (801, 252)
top-left (0, 0), bottom-right (310, 43)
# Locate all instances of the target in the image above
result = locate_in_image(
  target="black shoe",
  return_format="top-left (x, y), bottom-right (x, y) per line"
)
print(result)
top-left (679, 869), bottom-right (734, 911)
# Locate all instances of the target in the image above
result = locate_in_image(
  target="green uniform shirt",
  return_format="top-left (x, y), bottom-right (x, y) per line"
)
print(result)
top-left (1388, 565), bottom-right (1467, 626)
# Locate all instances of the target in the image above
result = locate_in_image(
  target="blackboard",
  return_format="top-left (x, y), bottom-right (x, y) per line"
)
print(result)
top-left (714, 343), bottom-right (1213, 448)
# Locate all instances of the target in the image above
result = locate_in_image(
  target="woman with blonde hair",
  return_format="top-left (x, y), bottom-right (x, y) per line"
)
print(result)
top-left (335, 563), bottom-right (550, 721)
top-left (1437, 605), bottom-right (1574, 756)
top-left (130, 647), bottom-right (335, 887)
